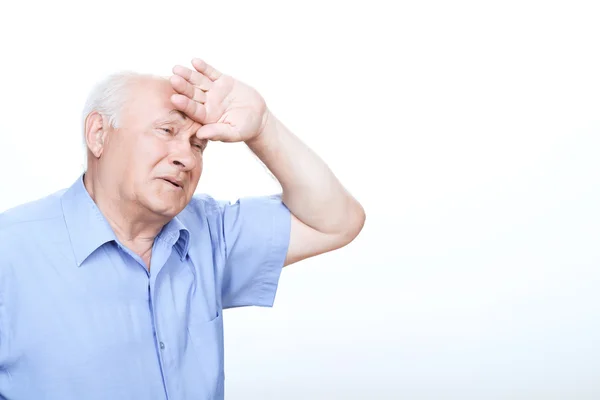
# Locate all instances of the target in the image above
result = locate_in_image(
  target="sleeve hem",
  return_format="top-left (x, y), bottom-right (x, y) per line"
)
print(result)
top-left (253, 199), bottom-right (291, 307)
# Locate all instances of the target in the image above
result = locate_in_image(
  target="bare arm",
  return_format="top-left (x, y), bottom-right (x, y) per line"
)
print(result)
top-left (247, 111), bottom-right (365, 266)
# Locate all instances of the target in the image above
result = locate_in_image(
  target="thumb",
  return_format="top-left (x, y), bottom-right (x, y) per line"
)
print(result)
top-left (196, 123), bottom-right (238, 142)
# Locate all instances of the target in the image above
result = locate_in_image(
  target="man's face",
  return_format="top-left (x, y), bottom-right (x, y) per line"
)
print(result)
top-left (98, 77), bottom-right (206, 218)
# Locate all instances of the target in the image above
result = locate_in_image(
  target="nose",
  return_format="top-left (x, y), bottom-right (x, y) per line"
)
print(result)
top-left (169, 140), bottom-right (197, 172)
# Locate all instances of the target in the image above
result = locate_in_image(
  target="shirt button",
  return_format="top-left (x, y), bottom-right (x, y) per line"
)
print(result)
top-left (159, 342), bottom-right (165, 350)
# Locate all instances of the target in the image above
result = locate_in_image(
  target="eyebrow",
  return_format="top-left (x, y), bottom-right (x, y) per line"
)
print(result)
top-left (153, 110), bottom-right (188, 126)
top-left (168, 109), bottom-right (187, 121)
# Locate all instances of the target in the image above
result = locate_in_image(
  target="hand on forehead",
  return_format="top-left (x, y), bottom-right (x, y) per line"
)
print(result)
top-left (119, 77), bottom-right (199, 128)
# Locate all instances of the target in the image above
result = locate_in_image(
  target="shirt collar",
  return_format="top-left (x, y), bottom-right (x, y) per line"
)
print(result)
top-left (156, 214), bottom-right (191, 261)
top-left (61, 174), bottom-right (191, 266)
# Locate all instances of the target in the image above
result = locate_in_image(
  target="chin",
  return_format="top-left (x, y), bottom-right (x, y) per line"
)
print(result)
top-left (143, 195), bottom-right (188, 218)
top-left (159, 202), bottom-right (187, 217)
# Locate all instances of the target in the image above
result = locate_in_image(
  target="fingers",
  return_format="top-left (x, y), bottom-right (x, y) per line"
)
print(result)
top-left (171, 94), bottom-right (206, 123)
top-left (191, 58), bottom-right (222, 81)
top-left (170, 75), bottom-right (206, 103)
top-left (169, 58), bottom-right (224, 127)
top-left (172, 65), bottom-right (213, 91)
top-left (195, 123), bottom-right (235, 142)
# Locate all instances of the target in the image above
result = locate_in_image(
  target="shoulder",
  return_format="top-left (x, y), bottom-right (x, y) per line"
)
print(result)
top-left (0, 189), bottom-right (65, 232)
top-left (178, 193), bottom-right (289, 243)
top-left (177, 194), bottom-right (228, 243)
top-left (0, 189), bottom-right (67, 254)
top-left (0, 191), bottom-right (65, 324)
top-left (181, 193), bottom-right (288, 222)
top-left (183, 193), bottom-right (227, 218)
top-left (178, 194), bottom-right (228, 233)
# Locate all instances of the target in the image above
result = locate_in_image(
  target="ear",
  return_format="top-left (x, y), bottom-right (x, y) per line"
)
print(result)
top-left (84, 111), bottom-right (109, 158)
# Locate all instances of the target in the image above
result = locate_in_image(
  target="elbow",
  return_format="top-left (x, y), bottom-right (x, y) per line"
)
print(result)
top-left (340, 201), bottom-right (366, 246)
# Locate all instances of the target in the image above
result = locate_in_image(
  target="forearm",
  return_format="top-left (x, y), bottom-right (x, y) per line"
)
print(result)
top-left (246, 110), bottom-right (365, 237)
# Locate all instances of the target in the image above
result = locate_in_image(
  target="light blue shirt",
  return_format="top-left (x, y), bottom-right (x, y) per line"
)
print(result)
top-left (0, 174), bottom-right (291, 399)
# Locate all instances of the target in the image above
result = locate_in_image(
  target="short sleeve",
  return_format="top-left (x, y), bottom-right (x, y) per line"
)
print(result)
top-left (220, 194), bottom-right (291, 309)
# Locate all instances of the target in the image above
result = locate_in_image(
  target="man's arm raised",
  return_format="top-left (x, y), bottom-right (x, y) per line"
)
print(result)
top-left (245, 111), bottom-right (365, 266)
top-left (170, 58), bottom-right (366, 267)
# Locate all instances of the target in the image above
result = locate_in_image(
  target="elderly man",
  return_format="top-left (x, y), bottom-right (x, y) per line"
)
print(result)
top-left (0, 58), bottom-right (365, 399)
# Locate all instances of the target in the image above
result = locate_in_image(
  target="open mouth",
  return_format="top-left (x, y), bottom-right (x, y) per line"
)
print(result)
top-left (161, 178), bottom-right (182, 189)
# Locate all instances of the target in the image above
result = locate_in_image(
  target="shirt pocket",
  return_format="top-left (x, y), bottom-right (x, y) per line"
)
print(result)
top-left (187, 309), bottom-right (225, 393)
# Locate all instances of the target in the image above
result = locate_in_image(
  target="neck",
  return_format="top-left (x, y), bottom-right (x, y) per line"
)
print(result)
top-left (83, 171), bottom-right (166, 262)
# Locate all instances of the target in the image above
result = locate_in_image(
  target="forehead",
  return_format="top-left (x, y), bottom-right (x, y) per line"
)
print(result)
top-left (121, 77), bottom-right (179, 125)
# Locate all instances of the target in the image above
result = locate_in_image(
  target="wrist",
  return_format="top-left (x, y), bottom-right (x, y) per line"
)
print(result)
top-left (246, 110), bottom-right (277, 148)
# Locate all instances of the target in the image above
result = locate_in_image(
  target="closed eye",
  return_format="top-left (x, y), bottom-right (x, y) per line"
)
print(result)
top-left (158, 127), bottom-right (174, 135)
top-left (192, 140), bottom-right (208, 152)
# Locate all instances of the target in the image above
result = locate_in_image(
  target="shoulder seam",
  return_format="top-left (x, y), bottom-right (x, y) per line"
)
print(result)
top-left (0, 215), bottom-right (63, 233)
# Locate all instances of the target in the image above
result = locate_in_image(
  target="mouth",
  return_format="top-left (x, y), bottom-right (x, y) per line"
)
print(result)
top-left (160, 177), bottom-right (183, 189)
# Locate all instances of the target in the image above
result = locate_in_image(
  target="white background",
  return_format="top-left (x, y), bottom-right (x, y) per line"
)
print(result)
top-left (1, 1), bottom-right (599, 398)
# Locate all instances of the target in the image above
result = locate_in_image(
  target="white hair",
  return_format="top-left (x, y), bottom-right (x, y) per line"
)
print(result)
top-left (80, 71), bottom-right (159, 165)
